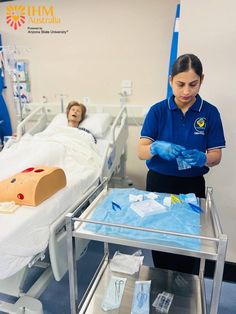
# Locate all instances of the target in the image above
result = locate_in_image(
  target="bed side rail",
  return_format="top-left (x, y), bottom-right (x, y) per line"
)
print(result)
top-left (100, 106), bottom-right (128, 181)
top-left (3, 105), bottom-right (49, 150)
top-left (109, 105), bottom-right (128, 144)
top-left (16, 105), bottom-right (47, 139)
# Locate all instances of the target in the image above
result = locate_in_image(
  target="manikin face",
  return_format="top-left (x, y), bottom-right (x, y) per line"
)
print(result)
top-left (169, 69), bottom-right (203, 108)
top-left (68, 105), bottom-right (83, 126)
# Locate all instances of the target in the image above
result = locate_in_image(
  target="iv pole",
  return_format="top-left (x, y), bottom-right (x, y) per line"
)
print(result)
top-left (55, 93), bottom-right (68, 113)
top-left (0, 45), bottom-right (29, 123)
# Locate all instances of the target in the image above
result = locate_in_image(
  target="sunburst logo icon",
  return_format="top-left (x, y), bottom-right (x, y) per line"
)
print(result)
top-left (6, 6), bottom-right (26, 30)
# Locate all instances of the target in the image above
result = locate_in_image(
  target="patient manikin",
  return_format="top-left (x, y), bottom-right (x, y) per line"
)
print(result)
top-left (66, 101), bottom-right (87, 128)
top-left (66, 101), bottom-right (97, 144)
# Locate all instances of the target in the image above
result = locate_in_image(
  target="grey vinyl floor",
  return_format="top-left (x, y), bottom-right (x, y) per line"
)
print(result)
top-left (1, 241), bottom-right (236, 313)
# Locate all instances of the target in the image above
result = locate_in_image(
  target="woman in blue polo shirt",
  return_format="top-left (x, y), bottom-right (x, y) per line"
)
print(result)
top-left (138, 53), bottom-right (225, 274)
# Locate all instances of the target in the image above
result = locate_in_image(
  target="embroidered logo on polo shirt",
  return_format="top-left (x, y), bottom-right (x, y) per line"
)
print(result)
top-left (194, 117), bottom-right (206, 135)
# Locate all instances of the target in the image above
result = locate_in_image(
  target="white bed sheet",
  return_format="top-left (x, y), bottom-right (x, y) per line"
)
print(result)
top-left (0, 125), bottom-right (107, 279)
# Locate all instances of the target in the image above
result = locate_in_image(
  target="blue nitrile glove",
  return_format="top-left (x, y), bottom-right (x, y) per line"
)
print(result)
top-left (182, 149), bottom-right (207, 167)
top-left (150, 141), bottom-right (185, 161)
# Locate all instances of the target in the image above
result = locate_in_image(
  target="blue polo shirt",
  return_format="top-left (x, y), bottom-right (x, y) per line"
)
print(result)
top-left (141, 95), bottom-right (225, 177)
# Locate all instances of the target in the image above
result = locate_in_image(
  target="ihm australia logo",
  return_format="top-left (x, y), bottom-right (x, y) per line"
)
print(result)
top-left (194, 117), bottom-right (206, 135)
top-left (6, 6), bottom-right (26, 30)
top-left (6, 5), bottom-right (62, 31)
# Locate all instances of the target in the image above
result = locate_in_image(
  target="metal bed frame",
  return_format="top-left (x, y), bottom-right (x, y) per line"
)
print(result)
top-left (66, 181), bottom-right (227, 314)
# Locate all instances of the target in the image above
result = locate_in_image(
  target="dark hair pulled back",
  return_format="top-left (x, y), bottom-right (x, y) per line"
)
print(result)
top-left (171, 54), bottom-right (203, 79)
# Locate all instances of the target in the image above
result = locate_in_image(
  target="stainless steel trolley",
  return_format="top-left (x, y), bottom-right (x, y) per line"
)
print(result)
top-left (66, 181), bottom-right (227, 314)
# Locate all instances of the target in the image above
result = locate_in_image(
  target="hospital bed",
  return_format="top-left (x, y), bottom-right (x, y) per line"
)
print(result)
top-left (0, 103), bottom-right (128, 313)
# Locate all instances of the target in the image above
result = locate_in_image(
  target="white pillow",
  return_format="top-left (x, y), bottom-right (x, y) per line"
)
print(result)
top-left (80, 113), bottom-right (112, 138)
top-left (47, 112), bottom-right (111, 138)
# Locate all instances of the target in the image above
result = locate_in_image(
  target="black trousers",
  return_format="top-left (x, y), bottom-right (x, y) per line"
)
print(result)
top-left (147, 170), bottom-right (205, 275)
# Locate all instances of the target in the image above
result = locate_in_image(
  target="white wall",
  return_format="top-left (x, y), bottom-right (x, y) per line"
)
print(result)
top-left (0, 0), bottom-right (178, 106)
top-left (179, 0), bottom-right (236, 262)
top-left (0, 0), bottom-right (178, 190)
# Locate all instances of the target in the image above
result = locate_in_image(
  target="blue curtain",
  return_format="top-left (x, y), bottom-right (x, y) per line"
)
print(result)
top-left (166, 3), bottom-right (180, 98)
top-left (0, 34), bottom-right (12, 144)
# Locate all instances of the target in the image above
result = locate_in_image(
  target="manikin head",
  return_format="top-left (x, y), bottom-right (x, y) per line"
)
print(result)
top-left (66, 101), bottom-right (86, 127)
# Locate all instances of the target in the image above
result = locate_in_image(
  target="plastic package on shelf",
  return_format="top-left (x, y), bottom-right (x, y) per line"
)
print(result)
top-left (152, 291), bottom-right (174, 313)
top-left (131, 280), bottom-right (151, 314)
top-left (101, 275), bottom-right (127, 311)
top-left (110, 249), bottom-right (144, 275)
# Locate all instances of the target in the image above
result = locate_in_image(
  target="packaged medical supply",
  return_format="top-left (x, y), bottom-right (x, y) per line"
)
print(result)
top-left (170, 194), bottom-right (182, 204)
top-left (182, 149), bottom-right (207, 167)
top-left (130, 199), bottom-right (167, 218)
top-left (129, 194), bottom-right (144, 202)
top-left (163, 196), bottom-right (171, 207)
top-left (164, 194), bottom-right (183, 207)
top-left (176, 156), bottom-right (191, 170)
top-left (131, 280), bottom-right (151, 314)
top-left (110, 250), bottom-right (144, 274)
top-left (0, 201), bottom-right (19, 214)
top-left (152, 291), bottom-right (174, 313)
top-left (101, 276), bottom-right (127, 311)
top-left (146, 192), bottom-right (159, 200)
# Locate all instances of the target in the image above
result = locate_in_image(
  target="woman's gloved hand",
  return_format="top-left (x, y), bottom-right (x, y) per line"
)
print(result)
top-left (150, 141), bottom-right (185, 161)
top-left (182, 149), bottom-right (207, 167)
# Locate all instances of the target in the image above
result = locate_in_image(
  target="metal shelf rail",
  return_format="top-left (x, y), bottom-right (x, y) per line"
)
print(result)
top-left (66, 181), bottom-right (227, 314)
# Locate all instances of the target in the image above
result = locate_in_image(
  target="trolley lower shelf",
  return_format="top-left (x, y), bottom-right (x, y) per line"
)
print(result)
top-left (83, 263), bottom-right (204, 314)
